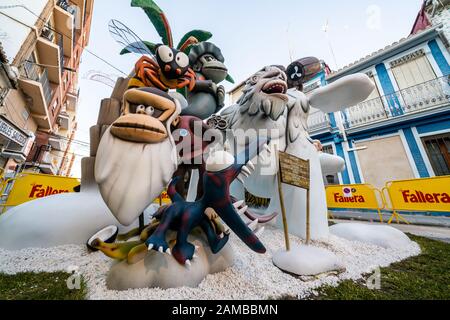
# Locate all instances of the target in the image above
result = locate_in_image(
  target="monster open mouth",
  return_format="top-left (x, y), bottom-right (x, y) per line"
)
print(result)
top-left (262, 80), bottom-right (287, 95)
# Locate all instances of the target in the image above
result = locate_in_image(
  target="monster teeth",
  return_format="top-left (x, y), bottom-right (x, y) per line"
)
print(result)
top-left (246, 161), bottom-right (255, 171)
top-left (255, 227), bottom-right (265, 237)
top-left (242, 166), bottom-right (252, 176)
top-left (147, 244), bottom-right (154, 251)
top-left (238, 205), bottom-right (249, 215)
top-left (248, 219), bottom-right (259, 231)
top-left (237, 175), bottom-right (245, 184)
top-left (233, 200), bottom-right (245, 209)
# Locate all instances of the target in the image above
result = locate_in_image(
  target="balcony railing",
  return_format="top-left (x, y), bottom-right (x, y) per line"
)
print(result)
top-left (308, 110), bottom-right (331, 132)
top-left (20, 62), bottom-right (53, 105)
top-left (40, 28), bottom-right (64, 74)
top-left (343, 76), bottom-right (450, 129)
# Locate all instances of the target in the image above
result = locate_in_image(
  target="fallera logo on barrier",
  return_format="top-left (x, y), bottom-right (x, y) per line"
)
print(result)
top-left (385, 176), bottom-right (450, 212)
top-left (326, 184), bottom-right (380, 210)
top-left (29, 184), bottom-right (71, 198)
top-left (333, 187), bottom-right (366, 203)
top-left (401, 190), bottom-right (450, 204)
top-left (1, 173), bottom-right (80, 210)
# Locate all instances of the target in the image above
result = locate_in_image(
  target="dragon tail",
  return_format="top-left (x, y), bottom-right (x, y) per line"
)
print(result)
top-left (167, 176), bottom-right (184, 203)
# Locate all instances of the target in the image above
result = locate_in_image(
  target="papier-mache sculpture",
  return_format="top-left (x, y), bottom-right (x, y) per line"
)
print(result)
top-left (181, 42), bottom-right (234, 119)
top-left (219, 64), bottom-right (375, 240)
top-left (95, 87), bottom-right (181, 225)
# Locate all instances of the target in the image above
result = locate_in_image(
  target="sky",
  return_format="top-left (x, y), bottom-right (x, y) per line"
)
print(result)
top-left (71, 0), bottom-right (423, 177)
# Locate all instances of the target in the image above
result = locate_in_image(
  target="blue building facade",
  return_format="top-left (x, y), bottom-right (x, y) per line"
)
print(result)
top-left (306, 25), bottom-right (450, 189)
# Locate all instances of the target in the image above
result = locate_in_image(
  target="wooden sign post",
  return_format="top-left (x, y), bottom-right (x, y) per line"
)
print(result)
top-left (277, 151), bottom-right (311, 246)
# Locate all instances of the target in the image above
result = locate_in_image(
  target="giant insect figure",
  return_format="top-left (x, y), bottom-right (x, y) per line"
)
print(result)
top-left (109, 0), bottom-right (214, 93)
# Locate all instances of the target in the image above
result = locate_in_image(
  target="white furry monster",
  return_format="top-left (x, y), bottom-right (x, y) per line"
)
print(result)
top-left (220, 66), bottom-right (374, 240)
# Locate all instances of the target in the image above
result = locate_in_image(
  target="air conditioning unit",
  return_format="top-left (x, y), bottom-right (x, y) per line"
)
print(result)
top-left (41, 27), bottom-right (54, 42)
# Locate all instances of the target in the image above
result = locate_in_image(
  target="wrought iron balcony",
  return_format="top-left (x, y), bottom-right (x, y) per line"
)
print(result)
top-left (343, 76), bottom-right (450, 129)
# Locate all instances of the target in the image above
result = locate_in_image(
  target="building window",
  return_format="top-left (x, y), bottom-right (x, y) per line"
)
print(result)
top-left (422, 133), bottom-right (450, 176)
top-left (391, 54), bottom-right (437, 90)
top-left (322, 145), bottom-right (340, 185)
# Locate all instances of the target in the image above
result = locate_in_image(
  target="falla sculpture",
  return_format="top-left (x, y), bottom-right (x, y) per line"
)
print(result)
top-left (93, 138), bottom-right (270, 267)
top-left (219, 63), bottom-right (374, 241)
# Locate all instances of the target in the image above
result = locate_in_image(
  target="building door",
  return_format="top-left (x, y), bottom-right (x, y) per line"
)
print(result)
top-left (422, 133), bottom-right (450, 176)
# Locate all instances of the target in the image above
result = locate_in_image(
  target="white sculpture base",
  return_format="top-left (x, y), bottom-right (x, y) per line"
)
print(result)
top-left (107, 232), bottom-right (234, 290)
top-left (0, 186), bottom-right (129, 250)
top-left (330, 223), bottom-right (414, 249)
top-left (273, 245), bottom-right (343, 276)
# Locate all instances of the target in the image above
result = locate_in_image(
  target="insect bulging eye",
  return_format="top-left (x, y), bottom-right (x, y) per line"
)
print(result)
top-left (175, 52), bottom-right (189, 68)
top-left (157, 45), bottom-right (174, 63)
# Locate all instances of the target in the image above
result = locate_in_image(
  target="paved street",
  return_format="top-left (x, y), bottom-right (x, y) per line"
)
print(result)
top-left (330, 211), bottom-right (450, 227)
top-left (332, 219), bottom-right (450, 243)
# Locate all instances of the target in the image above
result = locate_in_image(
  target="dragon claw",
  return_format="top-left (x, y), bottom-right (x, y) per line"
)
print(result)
top-left (248, 219), bottom-right (259, 231)
top-left (147, 244), bottom-right (154, 251)
top-left (166, 248), bottom-right (172, 255)
top-left (185, 260), bottom-right (191, 268)
top-left (233, 200), bottom-right (245, 209)
top-left (238, 205), bottom-right (249, 215)
top-left (242, 166), bottom-right (252, 176)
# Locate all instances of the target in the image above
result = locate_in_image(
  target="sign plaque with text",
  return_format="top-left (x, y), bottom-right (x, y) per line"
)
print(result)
top-left (278, 151), bottom-right (310, 190)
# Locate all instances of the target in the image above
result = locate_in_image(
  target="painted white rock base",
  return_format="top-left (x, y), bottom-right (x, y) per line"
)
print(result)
top-left (107, 234), bottom-right (234, 290)
top-left (0, 226), bottom-right (421, 299)
top-left (330, 223), bottom-right (413, 249)
top-left (273, 245), bottom-right (344, 276)
top-left (0, 188), bottom-right (123, 250)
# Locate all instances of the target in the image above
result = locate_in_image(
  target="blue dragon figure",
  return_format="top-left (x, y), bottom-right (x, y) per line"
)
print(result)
top-left (146, 137), bottom-right (270, 265)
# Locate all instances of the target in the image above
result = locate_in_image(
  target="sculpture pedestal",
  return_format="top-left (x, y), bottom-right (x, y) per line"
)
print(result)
top-left (272, 245), bottom-right (344, 276)
top-left (107, 233), bottom-right (235, 290)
